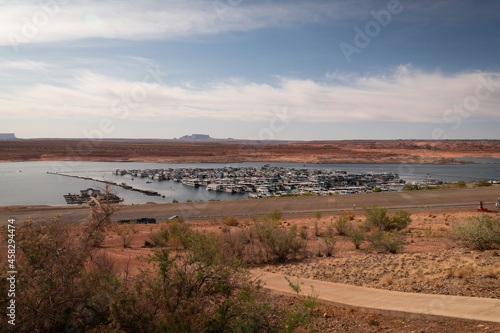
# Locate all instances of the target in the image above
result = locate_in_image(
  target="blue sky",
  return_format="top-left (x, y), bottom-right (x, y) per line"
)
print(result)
top-left (1, 0), bottom-right (499, 140)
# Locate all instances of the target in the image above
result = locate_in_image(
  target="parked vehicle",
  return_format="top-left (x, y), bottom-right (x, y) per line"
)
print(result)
top-left (118, 218), bottom-right (156, 224)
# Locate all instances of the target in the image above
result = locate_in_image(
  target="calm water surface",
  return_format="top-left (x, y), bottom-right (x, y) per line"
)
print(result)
top-left (0, 160), bottom-right (499, 206)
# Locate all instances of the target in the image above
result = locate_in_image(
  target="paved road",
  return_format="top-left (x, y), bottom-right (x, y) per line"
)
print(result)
top-left (1, 186), bottom-right (499, 225)
top-left (253, 270), bottom-right (500, 323)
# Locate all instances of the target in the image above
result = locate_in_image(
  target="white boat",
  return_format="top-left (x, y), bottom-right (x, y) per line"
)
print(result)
top-left (182, 179), bottom-right (200, 187)
top-left (206, 184), bottom-right (223, 191)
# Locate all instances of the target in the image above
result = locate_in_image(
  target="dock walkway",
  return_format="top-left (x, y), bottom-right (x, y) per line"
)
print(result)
top-left (253, 270), bottom-right (500, 323)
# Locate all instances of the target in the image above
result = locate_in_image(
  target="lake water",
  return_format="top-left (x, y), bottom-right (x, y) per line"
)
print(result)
top-left (0, 159), bottom-right (499, 206)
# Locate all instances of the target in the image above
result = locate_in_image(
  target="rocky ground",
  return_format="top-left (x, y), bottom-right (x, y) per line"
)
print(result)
top-left (265, 250), bottom-right (500, 299)
top-left (267, 292), bottom-right (500, 333)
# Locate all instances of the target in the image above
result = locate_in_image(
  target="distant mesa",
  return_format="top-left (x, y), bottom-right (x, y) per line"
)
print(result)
top-left (177, 134), bottom-right (211, 141)
top-left (0, 133), bottom-right (17, 140)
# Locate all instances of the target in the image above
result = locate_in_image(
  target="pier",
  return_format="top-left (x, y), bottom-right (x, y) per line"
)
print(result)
top-left (47, 172), bottom-right (165, 198)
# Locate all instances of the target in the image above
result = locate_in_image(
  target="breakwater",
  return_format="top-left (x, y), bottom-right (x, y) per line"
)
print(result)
top-left (47, 172), bottom-right (165, 197)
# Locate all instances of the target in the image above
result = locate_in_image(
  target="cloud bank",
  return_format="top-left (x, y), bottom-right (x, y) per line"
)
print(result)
top-left (2, 61), bottom-right (499, 124)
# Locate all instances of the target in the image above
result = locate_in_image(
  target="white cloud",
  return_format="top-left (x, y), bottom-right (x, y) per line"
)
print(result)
top-left (0, 0), bottom-right (345, 46)
top-left (1, 64), bottom-right (499, 124)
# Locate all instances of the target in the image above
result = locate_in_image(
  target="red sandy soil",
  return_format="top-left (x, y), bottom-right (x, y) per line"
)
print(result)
top-left (0, 139), bottom-right (499, 164)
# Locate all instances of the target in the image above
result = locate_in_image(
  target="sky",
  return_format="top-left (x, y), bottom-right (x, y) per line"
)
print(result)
top-left (1, 0), bottom-right (500, 140)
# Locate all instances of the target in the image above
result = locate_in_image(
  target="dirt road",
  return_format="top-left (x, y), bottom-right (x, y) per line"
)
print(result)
top-left (1, 186), bottom-right (498, 225)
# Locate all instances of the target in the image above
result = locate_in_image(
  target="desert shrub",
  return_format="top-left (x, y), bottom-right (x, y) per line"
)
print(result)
top-left (368, 230), bottom-right (404, 254)
top-left (325, 221), bottom-right (335, 237)
top-left (314, 211), bottom-right (322, 219)
top-left (391, 209), bottom-right (412, 230)
top-left (451, 215), bottom-right (500, 250)
top-left (299, 226), bottom-right (308, 239)
top-left (116, 224), bottom-right (136, 248)
top-left (147, 227), bottom-right (169, 247)
top-left (475, 179), bottom-right (492, 187)
top-left (281, 277), bottom-right (319, 333)
top-left (334, 216), bottom-right (352, 236)
top-left (2, 202), bottom-right (119, 332)
top-left (268, 209), bottom-right (283, 222)
top-left (223, 215), bottom-right (239, 226)
top-left (341, 210), bottom-right (355, 221)
top-left (324, 235), bottom-right (336, 257)
top-left (111, 231), bottom-right (274, 332)
top-left (313, 220), bottom-right (321, 237)
top-left (373, 187), bottom-right (382, 192)
top-left (167, 220), bottom-right (192, 249)
top-left (363, 205), bottom-right (391, 231)
top-left (347, 227), bottom-right (365, 250)
top-left (363, 206), bottom-right (411, 231)
top-left (456, 180), bottom-right (467, 188)
top-left (254, 221), bottom-right (306, 263)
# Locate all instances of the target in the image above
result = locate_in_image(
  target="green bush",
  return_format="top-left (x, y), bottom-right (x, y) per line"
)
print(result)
top-left (347, 227), bottom-right (365, 250)
top-left (363, 206), bottom-right (411, 231)
top-left (223, 215), bottom-right (240, 226)
top-left (334, 216), bottom-right (352, 235)
top-left (451, 215), bottom-right (500, 250)
top-left (147, 227), bottom-right (169, 247)
top-left (268, 209), bottom-right (283, 222)
top-left (391, 209), bottom-right (412, 230)
top-left (363, 205), bottom-right (391, 230)
top-left (368, 230), bottom-right (404, 254)
top-left (281, 277), bottom-right (318, 333)
top-left (254, 221), bottom-right (306, 263)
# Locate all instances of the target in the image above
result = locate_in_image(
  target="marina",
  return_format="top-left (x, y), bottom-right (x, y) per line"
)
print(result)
top-left (113, 165), bottom-right (415, 198)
